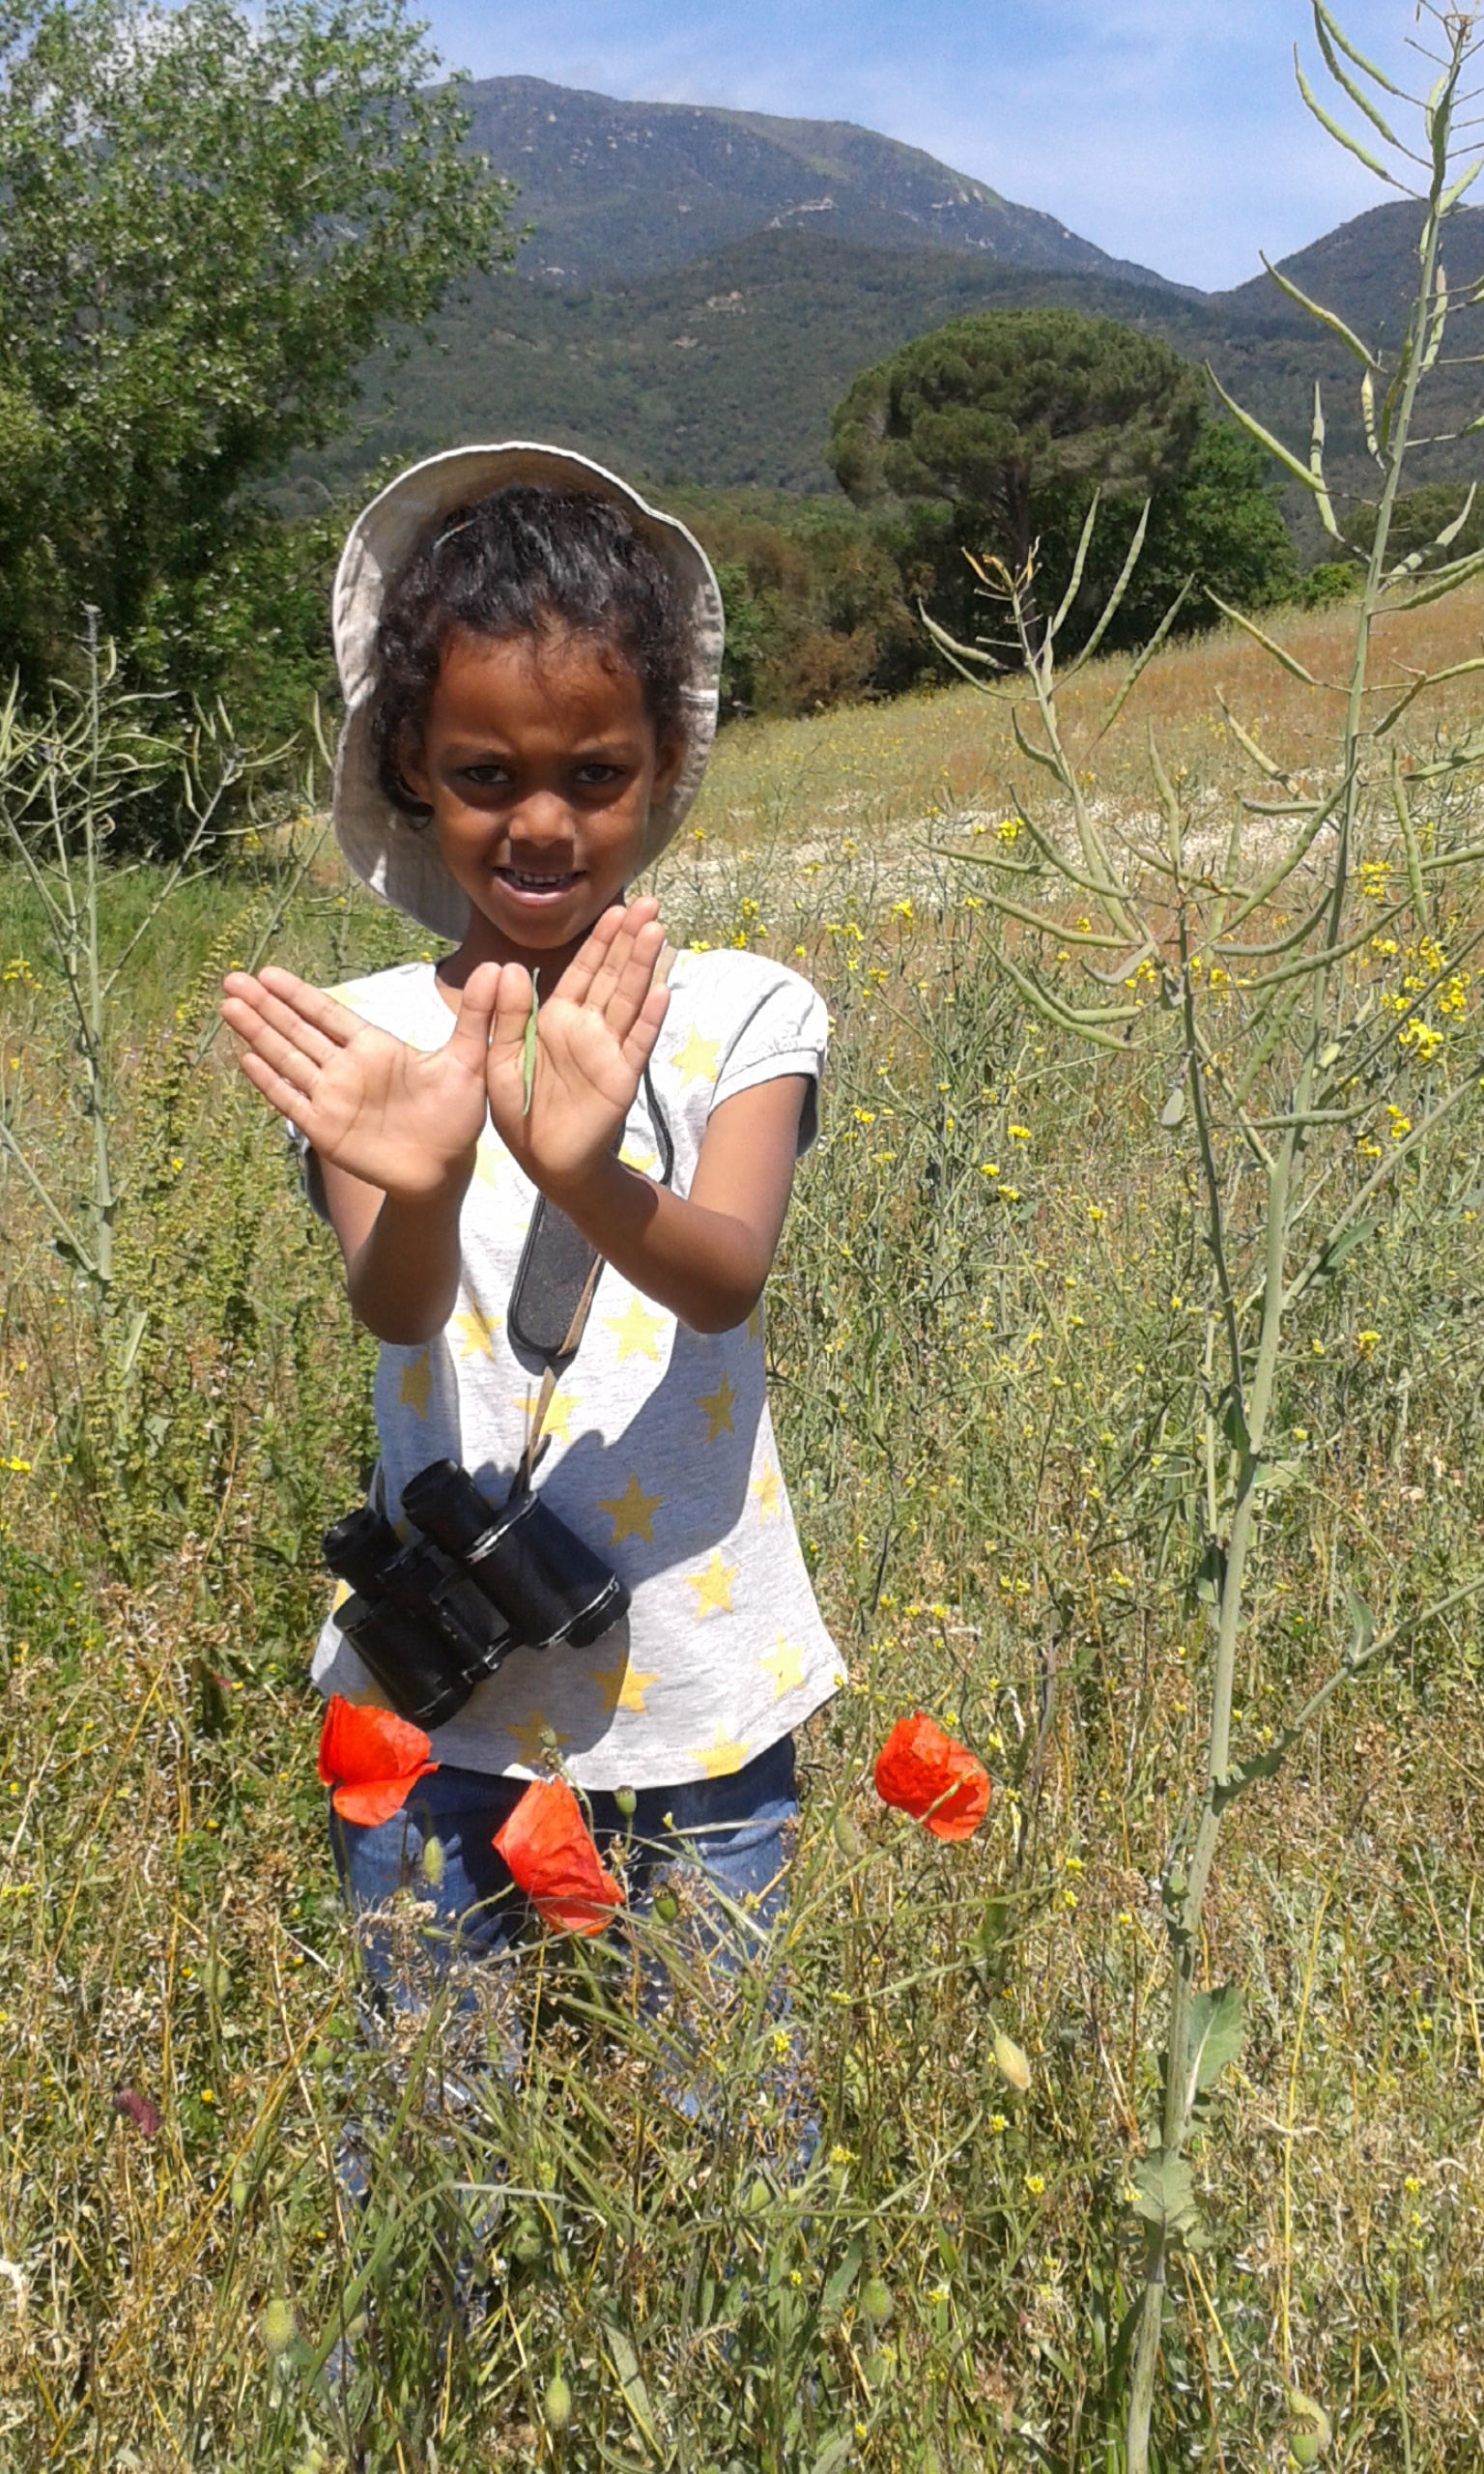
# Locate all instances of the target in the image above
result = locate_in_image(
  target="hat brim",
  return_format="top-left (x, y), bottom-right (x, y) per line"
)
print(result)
top-left (331, 443), bottom-right (725, 941)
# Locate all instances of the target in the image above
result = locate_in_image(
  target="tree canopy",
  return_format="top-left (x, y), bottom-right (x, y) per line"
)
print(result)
top-left (827, 307), bottom-right (1208, 575)
top-left (0, 0), bottom-right (514, 679)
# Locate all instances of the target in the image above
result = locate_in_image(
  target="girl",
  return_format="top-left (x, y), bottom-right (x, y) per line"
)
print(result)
top-left (222, 445), bottom-right (841, 1987)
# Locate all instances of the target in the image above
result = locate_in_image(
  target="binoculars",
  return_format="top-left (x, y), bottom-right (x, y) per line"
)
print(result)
top-left (323, 1459), bottom-right (629, 1732)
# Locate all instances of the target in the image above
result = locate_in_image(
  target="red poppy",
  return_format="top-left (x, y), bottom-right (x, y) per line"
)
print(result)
top-left (874, 1712), bottom-right (990, 1841)
top-left (493, 1778), bottom-right (624, 1937)
top-left (317, 1694), bottom-right (438, 1826)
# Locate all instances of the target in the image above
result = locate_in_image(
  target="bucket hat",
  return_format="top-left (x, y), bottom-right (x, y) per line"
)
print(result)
top-left (331, 443), bottom-right (726, 942)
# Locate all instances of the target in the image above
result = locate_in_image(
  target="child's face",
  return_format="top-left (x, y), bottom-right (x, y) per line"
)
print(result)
top-left (403, 626), bottom-right (684, 962)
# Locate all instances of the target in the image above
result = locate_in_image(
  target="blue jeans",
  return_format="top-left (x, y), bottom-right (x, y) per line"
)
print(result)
top-left (330, 1733), bottom-right (799, 1990)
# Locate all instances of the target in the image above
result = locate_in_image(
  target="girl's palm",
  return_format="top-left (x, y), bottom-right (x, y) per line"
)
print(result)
top-left (222, 964), bottom-right (499, 1200)
top-left (486, 903), bottom-right (670, 1182)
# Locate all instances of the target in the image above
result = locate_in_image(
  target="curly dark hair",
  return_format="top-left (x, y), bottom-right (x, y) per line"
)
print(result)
top-left (370, 484), bottom-right (694, 819)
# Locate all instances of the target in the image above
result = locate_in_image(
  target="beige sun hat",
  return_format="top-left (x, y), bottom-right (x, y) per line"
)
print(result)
top-left (331, 443), bottom-right (726, 942)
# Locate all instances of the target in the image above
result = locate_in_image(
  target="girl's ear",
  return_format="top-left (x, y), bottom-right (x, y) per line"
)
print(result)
top-left (652, 731), bottom-right (685, 801)
top-left (396, 724), bottom-right (432, 809)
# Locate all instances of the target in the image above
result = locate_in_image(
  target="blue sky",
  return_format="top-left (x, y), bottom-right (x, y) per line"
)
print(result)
top-left (420, 1), bottom-right (1439, 291)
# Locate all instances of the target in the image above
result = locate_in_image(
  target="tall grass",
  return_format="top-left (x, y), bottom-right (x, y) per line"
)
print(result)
top-left (3, 749), bottom-right (1484, 2461)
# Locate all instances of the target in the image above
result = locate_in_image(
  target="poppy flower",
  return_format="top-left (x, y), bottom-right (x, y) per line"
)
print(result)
top-left (873, 1712), bottom-right (990, 1841)
top-left (493, 1778), bottom-right (624, 1936)
top-left (317, 1694), bottom-right (437, 1826)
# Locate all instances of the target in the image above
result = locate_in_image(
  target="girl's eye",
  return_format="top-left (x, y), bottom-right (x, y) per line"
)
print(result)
top-left (459, 764), bottom-right (513, 788)
top-left (574, 762), bottom-right (625, 787)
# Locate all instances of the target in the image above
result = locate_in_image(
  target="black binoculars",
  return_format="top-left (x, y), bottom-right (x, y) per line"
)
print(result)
top-left (323, 1459), bottom-right (629, 1732)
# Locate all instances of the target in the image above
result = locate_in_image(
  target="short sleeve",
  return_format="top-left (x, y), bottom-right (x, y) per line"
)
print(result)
top-left (710, 964), bottom-right (830, 1154)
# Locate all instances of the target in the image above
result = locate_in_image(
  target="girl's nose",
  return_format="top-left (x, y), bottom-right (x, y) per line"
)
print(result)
top-left (506, 790), bottom-right (576, 848)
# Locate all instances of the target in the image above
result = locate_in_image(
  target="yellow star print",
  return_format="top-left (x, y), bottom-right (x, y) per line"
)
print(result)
top-left (399, 1350), bottom-right (433, 1418)
top-left (619, 1139), bottom-right (658, 1173)
top-left (697, 1373), bottom-right (736, 1442)
top-left (672, 1023), bottom-right (720, 1088)
top-left (504, 1709), bottom-right (571, 1767)
top-left (597, 1471), bottom-right (665, 1545)
top-left (746, 1301), bottom-right (763, 1344)
top-left (688, 1728), bottom-right (750, 1779)
top-left (685, 1549), bottom-right (739, 1620)
top-left (452, 1305), bottom-right (499, 1361)
top-left (472, 1134), bottom-right (503, 1188)
top-left (759, 1633), bottom-right (806, 1698)
top-left (605, 1294), bottom-right (667, 1363)
top-left (589, 1648), bottom-right (661, 1714)
top-left (516, 1387), bottom-right (580, 1442)
top-left (751, 1460), bottom-right (781, 1522)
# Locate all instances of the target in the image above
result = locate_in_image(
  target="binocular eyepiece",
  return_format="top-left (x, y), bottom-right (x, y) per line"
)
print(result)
top-left (323, 1460), bottom-right (629, 1733)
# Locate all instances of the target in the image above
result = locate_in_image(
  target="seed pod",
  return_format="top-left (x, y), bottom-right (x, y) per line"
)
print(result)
top-left (861, 2277), bottom-right (895, 2329)
top-left (510, 2212), bottom-right (546, 2266)
top-left (653, 1887), bottom-right (679, 1924)
top-left (614, 1785), bottom-right (637, 1819)
top-left (259, 2297), bottom-right (297, 2358)
top-left (833, 1811), bottom-right (864, 1860)
top-left (1286, 2390), bottom-right (1332, 2463)
top-left (230, 2174), bottom-right (248, 2215)
top-left (993, 2029), bottom-right (1033, 2094)
top-left (420, 1833), bottom-right (445, 1889)
top-left (545, 2369), bottom-right (573, 2431)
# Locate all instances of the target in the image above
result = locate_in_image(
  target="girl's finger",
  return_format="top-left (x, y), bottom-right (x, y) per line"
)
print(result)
top-left (223, 1003), bottom-right (322, 1096)
top-left (616, 982), bottom-right (671, 1077)
top-left (443, 961), bottom-right (500, 1076)
top-left (242, 966), bottom-right (365, 1049)
top-left (583, 900), bottom-right (663, 1020)
top-left (488, 960), bottom-right (535, 1068)
top-left (598, 914), bottom-right (667, 1036)
top-left (237, 1047), bottom-right (318, 1126)
top-left (556, 904), bottom-right (626, 1008)
top-left (223, 978), bottom-right (339, 1069)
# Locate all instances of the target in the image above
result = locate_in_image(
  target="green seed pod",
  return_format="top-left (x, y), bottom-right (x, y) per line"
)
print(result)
top-left (653, 1888), bottom-right (679, 1924)
top-left (860, 2276), bottom-right (895, 2329)
top-left (204, 1959), bottom-right (231, 2003)
top-left (229, 2174), bottom-right (248, 2215)
top-left (1286, 2390), bottom-right (1332, 2463)
top-left (545, 2370), bottom-right (573, 2431)
top-left (993, 2029), bottom-right (1033, 2094)
top-left (259, 2297), bottom-right (297, 2358)
top-left (420, 1833), bottom-right (445, 1889)
top-left (614, 1785), bottom-right (637, 1820)
top-left (510, 2212), bottom-right (546, 2266)
top-left (833, 1811), bottom-right (864, 1860)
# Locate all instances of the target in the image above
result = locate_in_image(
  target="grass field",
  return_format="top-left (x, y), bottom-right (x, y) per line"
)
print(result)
top-left (2, 593), bottom-right (1484, 2470)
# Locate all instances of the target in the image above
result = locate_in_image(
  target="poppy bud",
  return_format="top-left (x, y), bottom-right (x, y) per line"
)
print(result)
top-left (833, 1811), bottom-right (864, 1860)
top-left (259, 2297), bottom-right (297, 2358)
top-left (653, 1887), bottom-right (679, 1924)
top-left (993, 2029), bottom-right (1033, 2094)
top-left (861, 2277), bottom-right (895, 2329)
top-left (1286, 2391), bottom-right (1331, 2463)
top-left (420, 1833), bottom-right (445, 1889)
top-left (614, 1785), bottom-right (637, 1819)
top-left (545, 2370), bottom-right (573, 2430)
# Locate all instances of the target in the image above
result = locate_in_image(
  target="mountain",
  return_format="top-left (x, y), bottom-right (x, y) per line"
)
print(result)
top-left (296, 91), bottom-right (1484, 532)
top-left (463, 75), bottom-right (1182, 293)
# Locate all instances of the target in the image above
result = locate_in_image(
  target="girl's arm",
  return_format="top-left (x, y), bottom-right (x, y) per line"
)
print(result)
top-left (541, 1075), bottom-right (809, 1335)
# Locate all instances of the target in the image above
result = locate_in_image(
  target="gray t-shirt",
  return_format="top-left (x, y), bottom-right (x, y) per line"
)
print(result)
top-left (308, 947), bottom-right (843, 1789)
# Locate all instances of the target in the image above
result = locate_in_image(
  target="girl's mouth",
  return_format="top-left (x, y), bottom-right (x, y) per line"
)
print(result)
top-left (495, 865), bottom-right (583, 899)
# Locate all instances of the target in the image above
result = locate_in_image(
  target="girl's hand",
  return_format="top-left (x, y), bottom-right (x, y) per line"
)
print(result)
top-left (221, 963), bottom-right (499, 1202)
top-left (485, 900), bottom-right (671, 1192)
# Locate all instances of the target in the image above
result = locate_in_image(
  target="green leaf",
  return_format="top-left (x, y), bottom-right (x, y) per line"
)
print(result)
top-left (1131, 2149), bottom-right (1202, 2242)
top-left (1346, 1591), bottom-right (1375, 1666)
top-left (1187, 1983), bottom-right (1245, 2091)
top-left (822, 2240), bottom-right (864, 2325)
top-left (1193, 1540), bottom-right (1225, 1606)
top-left (1251, 1458), bottom-right (1301, 1496)
top-left (1219, 1393), bottom-right (1250, 1456)
top-left (602, 2324), bottom-right (660, 2450)
top-left (1310, 1218), bottom-right (1378, 1285)
top-left (810, 2439), bottom-right (854, 2474)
